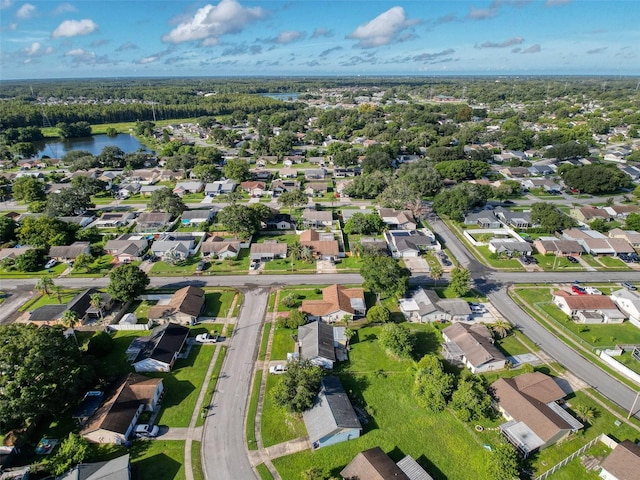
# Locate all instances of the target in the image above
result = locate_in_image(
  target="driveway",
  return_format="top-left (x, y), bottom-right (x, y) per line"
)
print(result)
top-left (404, 257), bottom-right (430, 274)
top-left (201, 288), bottom-right (269, 480)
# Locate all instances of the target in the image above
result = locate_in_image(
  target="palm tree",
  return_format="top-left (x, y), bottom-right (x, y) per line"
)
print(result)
top-left (288, 241), bottom-right (303, 261)
top-left (574, 405), bottom-right (596, 424)
top-left (491, 319), bottom-right (512, 339)
top-left (36, 275), bottom-right (55, 297)
top-left (60, 310), bottom-right (80, 329)
top-left (430, 263), bottom-right (443, 287)
top-left (300, 246), bottom-right (314, 263)
top-left (344, 328), bottom-right (355, 350)
top-left (90, 292), bottom-right (104, 319)
top-left (351, 242), bottom-right (364, 258)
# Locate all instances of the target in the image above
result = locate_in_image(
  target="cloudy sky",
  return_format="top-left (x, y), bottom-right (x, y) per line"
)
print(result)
top-left (1, 0), bottom-right (638, 79)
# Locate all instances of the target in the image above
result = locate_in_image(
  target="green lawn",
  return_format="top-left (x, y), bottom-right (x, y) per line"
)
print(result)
top-left (581, 255), bottom-right (602, 267)
top-left (270, 327), bottom-right (296, 360)
top-left (128, 299), bottom-right (157, 321)
top-left (256, 463), bottom-right (274, 480)
top-left (614, 351), bottom-right (640, 376)
top-left (70, 254), bottom-right (117, 277)
top-left (597, 256), bottom-right (630, 269)
top-left (497, 333), bottom-right (534, 357)
top-left (532, 254), bottom-right (585, 271)
top-left (192, 441), bottom-right (204, 480)
top-left (336, 255), bottom-right (365, 271)
top-left (196, 345), bottom-right (226, 427)
top-left (149, 256), bottom-right (202, 275)
top-left (546, 442), bottom-right (609, 480)
top-left (475, 246), bottom-right (524, 270)
top-left (258, 322), bottom-right (272, 361)
top-left (261, 374), bottom-right (307, 447)
top-left (130, 440), bottom-right (185, 480)
top-left (92, 330), bottom-right (147, 381)
top-left (263, 258), bottom-right (316, 273)
top-left (246, 370), bottom-right (263, 450)
top-left (202, 290), bottom-right (236, 317)
top-left (152, 344), bottom-right (215, 427)
top-left (0, 262), bottom-right (67, 278)
top-left (204, 251), bottom-right (251, 273)
top-left (19, 290), bottom-right (78, 312)
top-left (277, 287), bottom-right (324, 311)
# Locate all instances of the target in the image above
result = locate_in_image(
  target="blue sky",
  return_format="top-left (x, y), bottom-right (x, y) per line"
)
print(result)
top-left (1, 0), bottom-right (638, 80)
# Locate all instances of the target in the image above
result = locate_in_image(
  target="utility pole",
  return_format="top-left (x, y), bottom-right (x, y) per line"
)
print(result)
top-left (628, 391), bottom-right (640, 420)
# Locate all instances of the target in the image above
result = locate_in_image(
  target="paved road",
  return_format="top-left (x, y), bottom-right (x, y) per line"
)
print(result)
top-left (202, 288), bottom-right (268, 480)
top-left (488, 288), bottom-right (640, 418)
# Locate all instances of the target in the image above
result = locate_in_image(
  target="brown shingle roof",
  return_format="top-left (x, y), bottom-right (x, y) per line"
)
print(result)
top-left (491, 373), bottom-right (571, 442)
top-left (340, 447), bottom-right (410, 480)
top-left (301, 284), bottom-right (364, 317)
top-left (148, 286), bottom-right (205, 319)
top-left (443, 323), bottom-right (506, 368)
top-left (299, 229), bottom-right (320, 242)
top-left (81, 374), bottom-right (162, 436)
top-left (600, 440), bottom-right (640, 480)
top-left (553, 291), bottom-right (618, 310)
top-left (249, 242), bottom-right (288, 255)
top-left (137, 212), bottom-right (172, 224)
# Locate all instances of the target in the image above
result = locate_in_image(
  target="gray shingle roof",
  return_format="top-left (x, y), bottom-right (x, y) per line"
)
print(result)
top-left (298, 321), bottom-right (335, 362)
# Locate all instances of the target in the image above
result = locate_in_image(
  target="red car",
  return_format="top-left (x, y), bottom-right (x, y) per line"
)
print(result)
top-left (572, 285), bottom-right (586, 295)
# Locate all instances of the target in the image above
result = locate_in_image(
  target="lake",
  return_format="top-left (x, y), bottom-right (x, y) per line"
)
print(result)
top-left (34, 134), bottom-right (150, 158)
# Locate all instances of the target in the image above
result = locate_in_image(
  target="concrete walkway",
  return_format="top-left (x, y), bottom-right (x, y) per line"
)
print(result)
top-left (264, 437), bottom-right (311, 460)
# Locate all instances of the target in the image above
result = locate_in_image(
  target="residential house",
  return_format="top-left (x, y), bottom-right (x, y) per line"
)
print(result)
top-left (271, 179), bottom-right (300, 196)
top-left (608, 229), bottom-right (640, 248)
top-left (358, 237), bottom-right (389, 256)
top-left (341, 447), bottom-right (433, 480)
top-left (488, 239), bottom-right (533, 257)
top-left (341, 209), bottom-right (375, 223)
top-left (399, 288), bottom-right (472, 323)
top-left (28, 288), bottom-right (112, 326)
top-left (610, 289), bottom-right (640, 323)
top-left (150, 234), bottom-right (196, 260)
top-left (305, 168), bottom-right (326, 180)
top-left (305, 182), bottom-right (329, 197)
top-left (130, 322), bottom-right (190, 372)
top-left (278, 168), bottom-right (299, 179)
top-left (464, 211), bottom-right (502, 229)
top-left (249, 241), bottom-right (287, 261)
top-left (528, 165), bottom-right (554, 176)
top-left (204, 179), bottom-right (236, 196)
top-left (562, 229), bottom-right (634, 256)
top-left (139, 185), bottom-right (163, 196)
top-left (522, 178), bottom-right (561, 192)
top-left (180, 209), bottom-right (214, 226)
top-left (104, 234), bottom-right (148, 263)
top-left (299, 229), bottom-right (340, 261)
top-left (599, 439), bottom-right (640, 480)
top-left (442, 322), bottom-right (507, 373)
top-left (494, 207), bottom-right (532, 229)
top-left (200, 236), bottom-right (241, 259)
top-left (136, 212), bottom-right (172, 232)
top-left (301, 284), bottom-right (366, 323)
top-left (127, 169), bottom-right (160, 185)
top-left (386, 230), bottom-right (438, 258)
top-left (59, 215), bottom-right (95, 228)
top-left (533, 238), bottom-right (583, 257)
top-left (302, 209), bottom-right (334, 228)
top-left (49, 241), bottom-right (91, 262)
top-left (570, 207), bottom-right (612, 223)
top-left (172, 181), bottom-right (204, 196)
top-left (335, 180), bottom-right (352, 198)
top-left (240, 181), bottom-right (266, 197)
top-left (308, 156), bottom-right (326, 166)
top-left (604, 205), bottom-right (640, 220)
top-left (491, 372), bottom-right (583, 457)
top-left (378, 208), bottom-right (417, 230)
top-left (552, 290), bottom-right (625, 323)
top-left (57, 454), bottom-right (131, 480)
top-left (0, 246), bottom-right (33, 263)
top-left (116, 183), bottom-right (141, 198)
top-left (148, 286), bottom-right (205, 325)
top-left (303, 376), bottom-right (362, 449)
top-left (297, 320), bottom-right (338, 369)
top-left (621, 165), bottom-right (640, 181)
top-left (333, 167), bottom-right (361, 178)
top-left (265, 213), bottom-right (295, 230)
top-left (47, 182), bottom-right (73, 194)
top-left (81, 373), bottom-right (164, 444)
top-left (500, 166), bottom-right (530, 178)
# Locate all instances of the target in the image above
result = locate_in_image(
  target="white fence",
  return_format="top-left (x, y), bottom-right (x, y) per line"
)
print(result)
top-left (599, 350), bottom-right (640, 385)
top-left (107, 319), bottom-right (153, 331)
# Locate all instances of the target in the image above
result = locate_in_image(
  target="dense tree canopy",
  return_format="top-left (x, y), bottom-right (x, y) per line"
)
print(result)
top-left (562, 164), bottom-right (633, 194)
top-left (413, 354), bottom-right (454, 413)
top-left (343, 212), bottom-right (385, 235)
top-left (543, 141), bottom-right (590, 160)
top-left (44, 188), bottom-right (94, 217)
top-left (378, 323), bottom-right (414, 358)
top-left (217, 204), bottom-right (261, 239)
top-left (434, 160), bottom-right (491, 182)
top-left (271, 359), bottom-right (323, 413)
top-left (530, 202), bottom-right (576, 232)
top-left (11, 176), bottom-right (45, 203)
top-left (0, 324), bottom-right (93, 430)
top-left (433, 183), bottom-right (488, 221)
top-left (343, 171), bottom-right (389, 199)
top-left (149, 187), bottom-right (186, 217)
top-left (360, 255), bottom-right (410, 299)
top-left (450, 372), bottom-right (493, 422)
top-left (107, 264), bottom-right (150, 302)
top-left (222, 158), bottom-right (251, 183)
top-left (17, 215), bottom-right (73, 248)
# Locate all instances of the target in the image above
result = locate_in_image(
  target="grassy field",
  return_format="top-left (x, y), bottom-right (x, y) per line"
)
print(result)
top-left (196, 345), bottom-right (226, 427)
top-left (614, 351), bottom-right (640, 375)
top-left (19, 290), bottom-right (78, 312)
top-left (69, 254), bottom-right (116, 276)
top-left (496, 332), bottom-right (534, 357)
top-left (256, 463), bottom-right (274, 480)
top-left (258, 322), bottom-right (271, 361)
top-left (130, 440), bottom-right (186, 480)
top-left (533, 254), bottom-right (585, 271)
top-left (270, 327), bottom-right (296, 360)
top-left (192, 441), bottom-right (204, 480)
top-left (260, 374), bottom-right (307, 447)
top-left (202, 290), bottom-right (236, 317)
top-left (149, 256), bottom-right (202, 275)
top-left (263, 258), bottom-right (316, 273)
top-left (152, 344), bottom-right (215, 428)
top-left (276, 287), bottom-right (324, 312)
top-left (246, 371), bottom-right (263, 450)
top-left (0, 261), bottom-right (67, 278)
top-left (597, 256), bottom-right (630, 269)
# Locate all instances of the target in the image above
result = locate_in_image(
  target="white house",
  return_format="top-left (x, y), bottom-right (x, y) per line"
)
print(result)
top-left (130, 323), bottom-right (190, 373)
top-left (552, 290), bottom-right (625, 324)
top-left (442, 322), bottom-right (507, 374)
top-left (600, 440), bottom-right (640, 480)
top-left (610, 289), bottom-right (640, 322)
top-left (399, 288), bottom-right (471, 322)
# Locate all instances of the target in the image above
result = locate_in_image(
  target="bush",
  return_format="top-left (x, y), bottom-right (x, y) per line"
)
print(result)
top-left (87, 331), bottom-right (114, 358)
top-left (276, 310), bottom-right (308, 329)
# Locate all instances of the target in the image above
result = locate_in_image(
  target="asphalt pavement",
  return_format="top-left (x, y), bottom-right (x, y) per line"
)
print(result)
top-left (201, 288), bottom-right (268, 480)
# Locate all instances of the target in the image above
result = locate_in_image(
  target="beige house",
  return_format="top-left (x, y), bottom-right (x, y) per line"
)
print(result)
top-left (81, 374), bottom-right (164, 444)
top-left (442, 322), bottom-right (506, 373)
top-left (301, 284), bottom-right (366, 323)
top-left (552, 290), bottom-right (625, 323)
top-left (148, 286), bottom-right (205, 325)
top-left (600, 440), bottom-right (640, 480)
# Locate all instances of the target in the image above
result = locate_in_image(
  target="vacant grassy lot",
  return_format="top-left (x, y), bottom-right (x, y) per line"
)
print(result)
top-left (263, 258), bottom-right (316, 273)
top-left (19, 290), bottom-right (78, 312)
top-left (130, 440), bottom-right (186, 480)
top-left (0, 261), bottom-right (67, 278)
top-left (270, 327), bottom-right (296, 360)
top-left (261, 374), bottom-right (307, 447)
top-left (149, 256), bottom-right (202, 275)
top-left (152, 344), bottom-right (215, 427)
top-left (276, 287), bottom-right (324, 312)
top-left (202, 290), bottom-right (236, 317)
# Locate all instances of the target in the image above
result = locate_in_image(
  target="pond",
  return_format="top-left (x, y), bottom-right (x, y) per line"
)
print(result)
top-left (34, 133), bottom-right (151, 158)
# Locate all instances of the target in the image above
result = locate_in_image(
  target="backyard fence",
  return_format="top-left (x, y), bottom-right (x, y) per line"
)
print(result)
top-left (534, 434), bottom-right (605, 480)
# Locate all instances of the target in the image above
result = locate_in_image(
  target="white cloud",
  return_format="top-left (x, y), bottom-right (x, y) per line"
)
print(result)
top-left (311, 27), bottom-right (332, 39)
top-left (347, 6), bottom-right (420, 49)
top-left (23, 42), bottom-right (40, 55)
top-left (52, 18), bottom-right (98, 38)
top-left (467, 6), bottom-right (498, 20)
top-left (521, 44), bottom-right (541, 54)
top-left (162, 0), bottom-right (267, 44)
top-left (16, 3), bottom-right (36, 19)
top-left (270, 30), bottom-right (304, 44)
top-left (51, 3), bottom-right (77, 15)
top-left (476, 36), bottom-right (524, 48)
top-left (0, 0), bottom-right (13, 10)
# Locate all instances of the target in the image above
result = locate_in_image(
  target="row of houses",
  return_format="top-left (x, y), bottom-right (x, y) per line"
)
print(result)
top-left (553, 288), bottom-right (640, 324)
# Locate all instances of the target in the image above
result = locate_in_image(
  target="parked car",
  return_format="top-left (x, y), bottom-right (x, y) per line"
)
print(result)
top-left (571, 285), bottom-right (587, 295)
top-left (623, 282), bottom-right (637, 291)
top-left (195, 332), bottom-right (219, 343)
top-left (134, 424), bottom-right (159, 438)
top-left (250, 260), bottom-right (260, 270)
top-left (196, 260), bottom-right (207, 272)
top-left (584, 287), bottom-right (601, 295)
top-left (521, 256), bottom-right (531, 265)
top-left (44, 259), bottom-right (57, 269)
top-left (566, 256), bottom-right (579, 264)
top-left (269, 364), bottom-right (287, 375)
